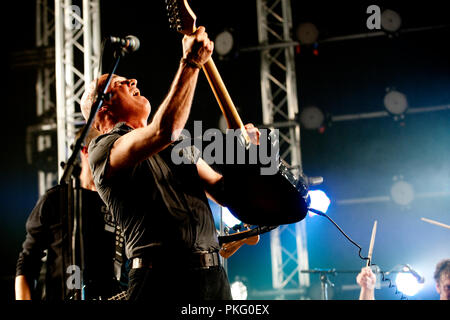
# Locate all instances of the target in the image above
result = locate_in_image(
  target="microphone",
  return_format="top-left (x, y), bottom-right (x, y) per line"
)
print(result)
top-left (109, 35), bottom-right (140, 53)
top-left (404, 264), bottom-right (425, 283)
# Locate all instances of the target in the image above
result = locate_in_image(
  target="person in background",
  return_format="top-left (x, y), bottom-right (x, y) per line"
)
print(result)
top-left (15, 126), bottom-right (127, 300)
top-left (434, 258), bottom-right (450, 300)
top-left (356, 266), bottom-right (377, 300)
top-left (357, 258), bottom-right (450, 300)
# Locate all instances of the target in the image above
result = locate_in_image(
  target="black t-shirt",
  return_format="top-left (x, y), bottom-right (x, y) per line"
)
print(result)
top-left (16, 184), bottom-right (121, 300)
top-left (88, 122), bottom-right (220, 259)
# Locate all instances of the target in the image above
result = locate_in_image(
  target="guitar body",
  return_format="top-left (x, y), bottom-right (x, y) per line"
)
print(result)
top-left (223, 164), bottom-right (308, 226)
top-left (166, 0), bottom-right (309, 226)
top-left (217, 136), bottom-right (308, 226)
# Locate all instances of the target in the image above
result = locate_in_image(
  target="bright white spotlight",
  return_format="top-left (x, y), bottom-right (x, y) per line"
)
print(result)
top-left (390, 180), bottom-right (414, 206)
top-left (395, 268), bottom-right (424, 296)
top-left (384, 90), bottom-right (408, 115)
top-left (221, 207), bottom-right (242, 228)
top-left (307, 190), bottom-right (331, 217)
top-left (231, 281), bottom-right (248, 300)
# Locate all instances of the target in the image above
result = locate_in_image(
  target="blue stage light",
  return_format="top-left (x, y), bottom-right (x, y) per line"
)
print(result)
top-left (221, 207), bottom-right (242, 228)
top-left (307, 190), bottom-right (331, 217)
top-left (230, 280), bottom-right (248, 300)
top-left (395, 267), bottom-right (424, 296)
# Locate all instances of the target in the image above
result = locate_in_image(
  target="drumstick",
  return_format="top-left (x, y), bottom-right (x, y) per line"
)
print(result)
top-left (421, 217), bottom-right (450, 230)
top-left (366, 220), bottom-right (377, 267)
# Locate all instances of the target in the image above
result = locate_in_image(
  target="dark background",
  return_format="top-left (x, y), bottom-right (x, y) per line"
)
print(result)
top-left (2, 0), bottom-right (449, 301)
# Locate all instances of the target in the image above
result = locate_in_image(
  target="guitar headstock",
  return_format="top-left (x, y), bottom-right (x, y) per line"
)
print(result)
top-left (165, 0), bottom-right (197, 35)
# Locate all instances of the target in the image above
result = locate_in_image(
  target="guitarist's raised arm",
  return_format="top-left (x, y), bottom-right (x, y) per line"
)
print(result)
top-left (83, 27), bottom-right (214, 179)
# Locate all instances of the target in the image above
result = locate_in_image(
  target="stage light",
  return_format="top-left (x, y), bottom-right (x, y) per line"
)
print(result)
top-left (230, 280), bottom-right (248, 300)
top-left (384, 89), bottom-right (408, 118)
top-left (296, 22), bottom-right (319, 45)
top-left (307, 190), bottom-right (330, 217)
top-left (300, 105), bottom-right (325, 130)
top-left (390, 179), bottom-right (414, 206)
top-left (214, 29), bottom-right (236, 60)
top-left (221, 206), bottom-right (242, 228)
top-left (395, 267), bottom-right (424, 296)
top-left (381, 9), bottom-right (402, 32)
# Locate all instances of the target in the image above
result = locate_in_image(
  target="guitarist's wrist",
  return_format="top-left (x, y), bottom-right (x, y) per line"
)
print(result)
top-left (180, 57), bottom-right (203, 70)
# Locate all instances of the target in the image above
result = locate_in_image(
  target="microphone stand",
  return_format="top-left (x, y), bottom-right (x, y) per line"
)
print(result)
top-left (301, 269), bottom-right (336, 300)
top-left (59, 46), bottom-right (125, 300)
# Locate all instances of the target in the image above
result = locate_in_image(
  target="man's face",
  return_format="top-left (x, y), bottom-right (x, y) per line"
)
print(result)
top-left (436, 274), bottom-right (450, 300)
top-left (103, 75), bottom-right (151, 123)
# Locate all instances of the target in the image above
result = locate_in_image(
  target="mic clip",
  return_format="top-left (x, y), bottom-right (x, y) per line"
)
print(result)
top-left (109, 35), bottom-right (140, 57)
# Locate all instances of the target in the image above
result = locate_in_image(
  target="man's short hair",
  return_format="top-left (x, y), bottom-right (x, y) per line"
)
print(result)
top-left (80, 78), bottom-right (100, 121)
top-left (434, 259), bottom-right (450, 283)
top-left (80, 74), bottom-right (118, 121)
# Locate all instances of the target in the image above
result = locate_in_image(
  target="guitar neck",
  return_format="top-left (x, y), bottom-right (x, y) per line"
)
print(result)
top-left (107, 290), bottom-right (127, 300)
top-left (202, 58), bottom-right (251, 143)
top-left (165, 1), bottom-right (250, 141)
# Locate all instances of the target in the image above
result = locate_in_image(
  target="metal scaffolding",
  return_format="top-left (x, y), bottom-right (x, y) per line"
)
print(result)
top-left (28, 0), bottom-right (101, 193)
top-left (256, 0), bottom-right (310, 296)
top-left (33, 0), bottom-right (58, 195)
top-left (54, 0), bottom-right (101, 180)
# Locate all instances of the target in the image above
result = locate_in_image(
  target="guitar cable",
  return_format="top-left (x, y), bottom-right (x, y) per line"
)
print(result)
top-left (308, 208), bottom-right (407, 300)
top-left (308, 208), bottom-right (370, 264)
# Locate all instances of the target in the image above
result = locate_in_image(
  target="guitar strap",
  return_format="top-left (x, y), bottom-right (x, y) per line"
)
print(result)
top-left (113, 221), bottom-right (125, 281)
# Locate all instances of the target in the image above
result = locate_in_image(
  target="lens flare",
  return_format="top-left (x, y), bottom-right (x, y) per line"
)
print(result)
top-left (307, 190), bottom-right (331, 217)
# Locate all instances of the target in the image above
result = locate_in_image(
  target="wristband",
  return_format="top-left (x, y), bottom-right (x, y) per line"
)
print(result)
top-left (180, 57), bottom-right (203, 69)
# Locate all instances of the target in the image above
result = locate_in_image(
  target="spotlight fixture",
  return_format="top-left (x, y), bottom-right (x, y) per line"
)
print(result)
top-left (214, 29), bottom-right (235, 58)
top-left (307, 189), bottom-right (331, 217)
top-left (230, 280), bottom-right (248, 300)
top-left (221, 206), bottom-right (242, 229)
top-left (395, 266), bottom-right (424, 296)
top-left (383, 89), bottom-right (408, 120)
top-left (296, 22), bottom-right (319, 45)
top-left (300, 105), bottom-right (325, 130)
top-left (390, 179), bottom-right (414, 206)
top-left (381, 9), bottom-right (402, 32)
